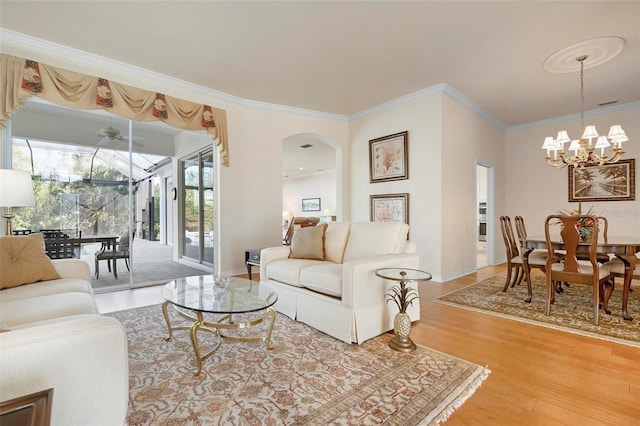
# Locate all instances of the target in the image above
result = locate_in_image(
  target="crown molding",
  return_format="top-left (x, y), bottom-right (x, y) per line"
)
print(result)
top-left (348, 83), bottom-right (507, 130)
top-left (506, 101), bottom-right (640, 132)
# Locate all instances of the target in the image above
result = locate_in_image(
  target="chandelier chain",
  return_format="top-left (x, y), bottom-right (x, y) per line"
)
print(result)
top-left (579, 57), bottom-right (585, 132)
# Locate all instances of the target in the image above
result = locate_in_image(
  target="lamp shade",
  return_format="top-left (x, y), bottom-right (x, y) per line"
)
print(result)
top-left (581, 125), bottom-right (599, 141)
top-left (0, 169), bottom-right (36, 207)
top-left (607, 125), bottom-right (628, 143)
top-left (555, 131), bottom-right (571, 145)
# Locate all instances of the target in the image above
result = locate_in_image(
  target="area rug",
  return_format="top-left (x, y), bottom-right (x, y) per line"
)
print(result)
top-left (436, 272), bottom-right (640, 347)
top-left (107, 304), bottom-right (489, 425)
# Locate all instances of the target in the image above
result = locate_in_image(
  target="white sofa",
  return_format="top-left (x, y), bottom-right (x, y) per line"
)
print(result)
top-left (0, 258), bottom-right (129, 426)
top-left (259, 221), bottom-right (420, 344)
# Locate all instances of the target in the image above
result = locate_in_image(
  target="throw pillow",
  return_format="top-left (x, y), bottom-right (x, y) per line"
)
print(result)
top-left (0, 234), bottom-right (61, 289)
top-left (289, 224), bottom-right (328, 260)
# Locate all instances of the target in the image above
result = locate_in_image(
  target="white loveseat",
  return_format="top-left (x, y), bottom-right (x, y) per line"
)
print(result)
top-left (259, 221), bottom-right (420, 344)
top-left (0, 255), bottom-right (129, 426)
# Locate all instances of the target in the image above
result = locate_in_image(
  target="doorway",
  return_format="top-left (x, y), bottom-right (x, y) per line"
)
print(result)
top-left (476, 163), bottom-right (489, 269)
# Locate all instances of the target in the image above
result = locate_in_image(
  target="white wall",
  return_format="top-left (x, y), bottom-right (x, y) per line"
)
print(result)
top-left (350, 93), bottom-right (445, 278)
top-left (506, 106), bottom-right (640, 239)
top-left (441, 95), bottom-right (505, 279)
top-left (283, 171), bottom-right (336, 218)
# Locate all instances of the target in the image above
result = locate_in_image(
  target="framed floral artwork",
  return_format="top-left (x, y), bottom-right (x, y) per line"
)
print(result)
top-left (369, 131), bottom-right (408, 183)
top-left (370, 193), bottom-right (409, 225)
top-left (568, 159), bottom-right (635, 202)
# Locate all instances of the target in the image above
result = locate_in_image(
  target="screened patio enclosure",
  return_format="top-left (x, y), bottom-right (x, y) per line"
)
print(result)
top-left (7, 101), bottom-right (214, 291)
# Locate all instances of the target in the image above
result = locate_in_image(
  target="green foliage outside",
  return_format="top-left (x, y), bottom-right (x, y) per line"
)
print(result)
top-left (12, 147), bottom-right (136, 237)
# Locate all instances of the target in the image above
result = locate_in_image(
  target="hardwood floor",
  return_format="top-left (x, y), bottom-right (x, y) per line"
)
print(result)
top-left (95, 265), bottom-right (640, 425)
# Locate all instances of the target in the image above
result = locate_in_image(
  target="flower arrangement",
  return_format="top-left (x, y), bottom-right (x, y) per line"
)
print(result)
top-left (557, 201), bottom-right (598, 241)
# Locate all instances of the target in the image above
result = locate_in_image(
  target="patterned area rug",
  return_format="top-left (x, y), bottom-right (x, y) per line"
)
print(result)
top-left (108, 304), bottom-right (489, 425)
top-left (436, 272), bottom-right (639, 347)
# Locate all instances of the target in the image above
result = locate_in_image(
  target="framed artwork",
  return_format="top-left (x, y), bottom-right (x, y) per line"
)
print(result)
top-left (370, 193), bottom-right (409, 225)
top-left (568, 159), bottom-right (636, 202)
top-left (301, 198), bottom-right (321, 212)
top-left (369, 131), bottom-right (409, 183)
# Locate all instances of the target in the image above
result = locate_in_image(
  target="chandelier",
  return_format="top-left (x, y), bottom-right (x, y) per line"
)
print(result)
top-left (542, 54), bottom-right (628, 169)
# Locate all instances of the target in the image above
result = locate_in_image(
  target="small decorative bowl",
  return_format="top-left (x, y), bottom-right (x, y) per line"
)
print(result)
top-left (214, 276), bottom-right (230, 289)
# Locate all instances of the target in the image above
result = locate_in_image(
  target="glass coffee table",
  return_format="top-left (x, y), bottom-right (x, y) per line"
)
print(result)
top-left (161, 275), bottom-right (278, 375)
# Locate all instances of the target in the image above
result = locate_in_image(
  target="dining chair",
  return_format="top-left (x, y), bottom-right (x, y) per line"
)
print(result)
top-left (499, 216), bottom-right (524, 291)
top-left (95, 230), bottom-right (134, 279)
top-left (544, 214), bottom-right (613, 326)
top-left (603, 254), bottom-right (639, 313)
top-left (42, 230), bottom-right (76, 259)
top-left (513, 215), bottom-right (559, 301)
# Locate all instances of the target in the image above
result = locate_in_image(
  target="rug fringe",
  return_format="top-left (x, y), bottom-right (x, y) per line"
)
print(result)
top-left (419, 366), bottom-right (491, 425)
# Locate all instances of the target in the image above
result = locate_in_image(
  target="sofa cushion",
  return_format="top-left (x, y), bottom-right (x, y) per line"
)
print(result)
top-left (299, 263), bottom-right (343, 297)
top-left (0, 278), bottom-right (93, 303)
top-left (289, 224), bottom-right (328, 260)
top-left (342, 222), bottom-right (409, 262)
top-left (0, 234), bottom-right (60, 289)
top-left (265, 258), bottom-right (325, 287)
top-left (324, 222), bottom-right (352, 264)
top-left (0, 292), bottom-right (98, 327)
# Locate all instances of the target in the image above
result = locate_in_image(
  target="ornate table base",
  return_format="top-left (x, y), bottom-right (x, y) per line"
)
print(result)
top-left (162, 301), bottom-right (276, 375)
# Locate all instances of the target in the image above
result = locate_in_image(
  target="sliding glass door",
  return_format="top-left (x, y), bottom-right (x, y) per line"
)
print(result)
top-left (8, 100), bottom-right (210, 292)
top-left (182, 149), bottom-right (214, 266)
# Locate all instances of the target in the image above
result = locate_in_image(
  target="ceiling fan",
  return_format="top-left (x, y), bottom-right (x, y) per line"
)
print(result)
top-left (96, 117), bottom-right (143, 147)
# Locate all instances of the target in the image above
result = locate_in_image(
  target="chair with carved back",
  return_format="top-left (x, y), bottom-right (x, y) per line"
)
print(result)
top-left (514, 215), bottom-right (559, 302)
top-left (499, 216), bottom-right (524, 292)
top-left (544, 214), bottom-right (613, 326)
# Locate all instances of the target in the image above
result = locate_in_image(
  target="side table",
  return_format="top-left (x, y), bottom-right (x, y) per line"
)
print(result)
top-left (375, 267), bottom-right (432, 352)
top-left (245, 248), bottom-right (262, 281)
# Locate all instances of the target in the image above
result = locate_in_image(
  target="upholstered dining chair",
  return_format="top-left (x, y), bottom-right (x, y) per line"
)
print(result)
top-left (95, 230), bottom-right (134, 279)
top-left (499, 216), bottom-right (524, 291)
top-left (544, 214), bottom-right (613, 326)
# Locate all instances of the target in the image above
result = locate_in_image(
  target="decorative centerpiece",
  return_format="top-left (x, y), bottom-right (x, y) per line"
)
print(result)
top-left (558, 201), bottom-right (596, 242)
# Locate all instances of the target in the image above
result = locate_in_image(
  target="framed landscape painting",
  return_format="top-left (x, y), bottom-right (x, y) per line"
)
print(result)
top-left (568, 159), bottom-right (635, 202)
top-left (370, 193), bottom-right (409, 225)
top-left (301, 198), bottom-right (321, 212)
top-left (369, 131), bottom-right (408, 183)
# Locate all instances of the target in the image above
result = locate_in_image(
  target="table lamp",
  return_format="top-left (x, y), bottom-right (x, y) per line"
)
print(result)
top-left (0, 169), bottom-right (36, 236)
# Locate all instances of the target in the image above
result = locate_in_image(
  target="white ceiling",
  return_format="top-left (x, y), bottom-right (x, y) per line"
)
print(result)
top-left (1, 1), bottom-right (639, 177)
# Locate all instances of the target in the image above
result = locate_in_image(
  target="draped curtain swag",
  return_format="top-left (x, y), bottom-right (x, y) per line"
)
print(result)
top-left (0, 54), bottom-right (229, 166)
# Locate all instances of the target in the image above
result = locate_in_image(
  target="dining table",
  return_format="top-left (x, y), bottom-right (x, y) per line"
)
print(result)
top-left (524, 234), bottom-right (640, 321)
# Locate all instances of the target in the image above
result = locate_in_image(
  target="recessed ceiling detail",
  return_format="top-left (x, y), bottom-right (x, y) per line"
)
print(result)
top-left (543, 36), bottom-right (626, 73)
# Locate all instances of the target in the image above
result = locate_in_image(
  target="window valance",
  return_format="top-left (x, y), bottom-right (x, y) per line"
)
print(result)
top-left (0, 54), bottom-right (229, 166)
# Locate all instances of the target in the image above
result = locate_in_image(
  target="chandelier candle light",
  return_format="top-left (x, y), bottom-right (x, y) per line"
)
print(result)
top-left (542, 53), bottom-right (628, 169)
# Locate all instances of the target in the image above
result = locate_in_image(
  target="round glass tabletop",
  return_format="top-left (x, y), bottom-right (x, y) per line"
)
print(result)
top-left (161, 275), bottom-right (277, 314)
top-left (375, 268), bottom-right (432, 282)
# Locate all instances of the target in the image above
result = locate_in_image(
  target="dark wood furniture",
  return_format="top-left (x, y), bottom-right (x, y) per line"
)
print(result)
top-left (0, 388), bottom-right (53, 426)
top-left (94, 231), bottom-right (132, 279)
top-left (245, 248), bottom-right (262, 281)
top-left (526, 231), bottom-right (640, 321)
top-left (542, 215), bottom-right (613, 326)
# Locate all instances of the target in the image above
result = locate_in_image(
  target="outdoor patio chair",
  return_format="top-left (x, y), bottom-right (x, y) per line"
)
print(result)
top-left (95, 230), bottom-right (134, 279)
